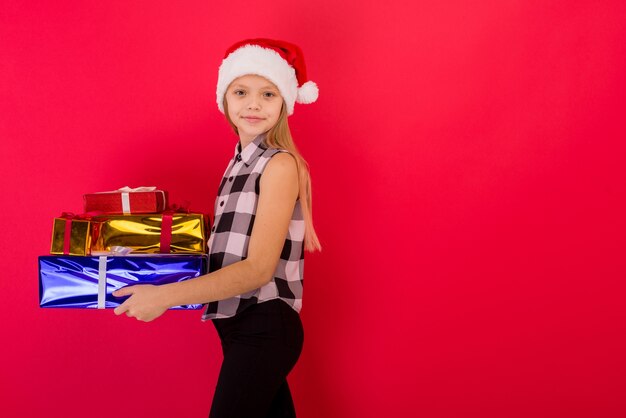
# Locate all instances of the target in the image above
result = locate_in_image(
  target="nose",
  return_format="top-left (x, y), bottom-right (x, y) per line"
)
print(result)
top-left (246, 95), bottom-right (261, 110)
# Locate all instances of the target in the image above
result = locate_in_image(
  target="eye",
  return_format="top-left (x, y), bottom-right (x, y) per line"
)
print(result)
top-left (263, 91), bottom-right (276, 98)
top-left (233, 89), bottom-right (245, 96)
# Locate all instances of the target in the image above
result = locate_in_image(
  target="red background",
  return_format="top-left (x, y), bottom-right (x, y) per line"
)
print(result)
top-left (1, 2), bottom-right (625, 417)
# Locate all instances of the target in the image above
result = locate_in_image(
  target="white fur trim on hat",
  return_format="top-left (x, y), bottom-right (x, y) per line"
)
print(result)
top-left (216, 45), bottom-right (299, 115)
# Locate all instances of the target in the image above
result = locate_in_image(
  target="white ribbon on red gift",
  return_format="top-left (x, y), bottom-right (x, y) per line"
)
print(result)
top-left (97, 186), bottom-right (164, 214)
top-left (121, 193), bottom-right (131, 214)
top-left (116, 186), bottom-right (157, 214)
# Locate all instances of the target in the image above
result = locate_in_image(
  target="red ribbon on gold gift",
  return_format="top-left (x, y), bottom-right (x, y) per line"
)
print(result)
top-left (59, 212), bottom-right (104, 255)
top-left (159, 203), bottom-right (190, 253)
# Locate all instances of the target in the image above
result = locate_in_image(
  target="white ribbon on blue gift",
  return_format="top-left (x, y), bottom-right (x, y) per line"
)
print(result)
top-left (98, 256), bottom-right (107, 309)
top-left (95, 247), bottom-right (134, 309)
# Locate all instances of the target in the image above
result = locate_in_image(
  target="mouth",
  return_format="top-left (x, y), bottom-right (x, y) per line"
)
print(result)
top-left (242, 116), bottom-right (264, 122)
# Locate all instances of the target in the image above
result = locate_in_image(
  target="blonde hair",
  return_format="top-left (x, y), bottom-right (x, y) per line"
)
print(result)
top-left (224, 100), bottom-right (322, 252)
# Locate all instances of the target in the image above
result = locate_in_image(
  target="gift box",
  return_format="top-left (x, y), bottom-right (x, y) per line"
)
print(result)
top-left (84, 187), bottom-right (167, 215)
top-left (38, 255), bottom-right (207, 309)
top-left (91, 213), bottom-right (207, 254)
top-left (50, 215), bottom-right (95, 256)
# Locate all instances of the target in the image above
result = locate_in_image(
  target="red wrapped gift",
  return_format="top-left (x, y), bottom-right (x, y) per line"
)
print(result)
top-left (84, 186), bottom-right (167, 215)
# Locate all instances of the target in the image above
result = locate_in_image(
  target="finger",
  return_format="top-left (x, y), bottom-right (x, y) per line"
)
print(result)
top-left (114, 300), bottom-right (131, 316)
top-left (112, 286), bottom-right (135, 297)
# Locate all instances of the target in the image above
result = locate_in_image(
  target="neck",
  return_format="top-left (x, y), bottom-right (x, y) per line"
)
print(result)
top-left (238, 133), bottom-right (264, 151)
top-left (239, 135), bottom-right (254, 150)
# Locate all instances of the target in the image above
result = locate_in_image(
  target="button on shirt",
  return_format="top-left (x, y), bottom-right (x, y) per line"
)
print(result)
top-left (202, 134), bottom-right (305, 320)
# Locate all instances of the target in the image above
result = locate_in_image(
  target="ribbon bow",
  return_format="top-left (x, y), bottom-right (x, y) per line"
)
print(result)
top-left (116, 186), bottom-right (157, 193)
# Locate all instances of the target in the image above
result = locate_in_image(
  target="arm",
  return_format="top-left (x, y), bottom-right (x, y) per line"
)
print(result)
top-left (113, 152), bottom-right (299, 321)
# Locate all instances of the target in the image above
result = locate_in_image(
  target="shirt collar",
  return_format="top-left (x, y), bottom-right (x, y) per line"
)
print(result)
top-left (234, 134), bottom-right (268, 167)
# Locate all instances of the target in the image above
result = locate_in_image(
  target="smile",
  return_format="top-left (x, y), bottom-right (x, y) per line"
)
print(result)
top-left (243, 116), bottom-right (264, 123)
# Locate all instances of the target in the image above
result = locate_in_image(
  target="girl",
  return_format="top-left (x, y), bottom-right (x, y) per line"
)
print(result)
top-left (112, 38), bottom-right (321, 418)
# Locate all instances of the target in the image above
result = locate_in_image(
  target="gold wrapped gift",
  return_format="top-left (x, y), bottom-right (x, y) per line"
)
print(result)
top-left (91, 213), bottom-right (207, 254)
top-left (50, 217), bottom-right (93, 255)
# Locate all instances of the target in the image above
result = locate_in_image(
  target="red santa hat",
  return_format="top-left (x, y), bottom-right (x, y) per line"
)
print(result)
top-left (216, 38), bottom-right (319, 115)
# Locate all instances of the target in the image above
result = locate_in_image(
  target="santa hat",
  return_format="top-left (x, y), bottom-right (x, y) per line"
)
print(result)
top-left (216, 38), bottom-right (318, 115)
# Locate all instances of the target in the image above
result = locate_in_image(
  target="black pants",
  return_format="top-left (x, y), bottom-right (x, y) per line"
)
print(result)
top-left (209, 299), bottom-right (304, 418)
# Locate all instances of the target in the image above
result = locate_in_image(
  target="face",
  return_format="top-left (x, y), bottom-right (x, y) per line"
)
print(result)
top-left (224, 74), bottom-right (284, 145)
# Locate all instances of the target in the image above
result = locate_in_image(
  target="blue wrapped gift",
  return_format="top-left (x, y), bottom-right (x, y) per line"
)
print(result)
top-left (38, 255), bottom-right (207, 309)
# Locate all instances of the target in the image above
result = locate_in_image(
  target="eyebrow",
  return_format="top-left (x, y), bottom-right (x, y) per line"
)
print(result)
top-left (230, 83), bottom-right (278, 91)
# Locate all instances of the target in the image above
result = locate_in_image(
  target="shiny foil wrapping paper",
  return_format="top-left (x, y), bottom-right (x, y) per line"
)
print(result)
top-left (38, 255), bottom-right (207, 309)
top-left (50, 218), bottom-right (93, 256)
top-left (91, 213), bottom-right (207, 254)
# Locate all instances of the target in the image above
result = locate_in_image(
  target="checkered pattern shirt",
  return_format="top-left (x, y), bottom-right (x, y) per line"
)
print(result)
top-left (202, 134), bottom-right (305, 320)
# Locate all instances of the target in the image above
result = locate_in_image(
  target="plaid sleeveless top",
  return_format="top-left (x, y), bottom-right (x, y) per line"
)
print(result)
top-left (202, 134), bottom-right (305, 320)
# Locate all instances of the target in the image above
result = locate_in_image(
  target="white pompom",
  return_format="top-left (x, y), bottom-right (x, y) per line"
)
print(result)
top-left (296, 81), bottom-right (319, 104)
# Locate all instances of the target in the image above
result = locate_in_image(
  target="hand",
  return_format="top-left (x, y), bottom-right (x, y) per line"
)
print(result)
top-left (113, 285), bottom-right (169, 322)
